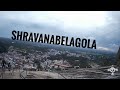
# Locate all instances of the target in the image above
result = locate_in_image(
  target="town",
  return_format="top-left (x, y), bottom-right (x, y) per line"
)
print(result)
top-left (0, 37), bottom-right (119, 79)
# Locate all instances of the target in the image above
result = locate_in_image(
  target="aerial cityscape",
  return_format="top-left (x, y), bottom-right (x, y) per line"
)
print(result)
top-left (0, 11), bottom-right (120, 79)
top-left (0, 37), bottom-right (119, 79)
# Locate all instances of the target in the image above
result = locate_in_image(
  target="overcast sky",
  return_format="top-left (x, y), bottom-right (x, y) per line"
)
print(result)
top-left (0, 11), bottom-right (119, 52)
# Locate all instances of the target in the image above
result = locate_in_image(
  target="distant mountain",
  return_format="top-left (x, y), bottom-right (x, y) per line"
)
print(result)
top-left (0, 37), bottom-right (116, 55)
top-left (0, 37), bottom-right (117, 67)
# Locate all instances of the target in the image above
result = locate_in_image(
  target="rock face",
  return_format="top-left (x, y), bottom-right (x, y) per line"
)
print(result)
top-left (116, 47), bottom-right (120, 67)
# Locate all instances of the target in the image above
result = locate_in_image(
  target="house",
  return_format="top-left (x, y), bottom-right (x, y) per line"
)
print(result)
top-left (50, 63), bottom-right (72, 70)
top-left (23, 64), bottom-right (37, 71)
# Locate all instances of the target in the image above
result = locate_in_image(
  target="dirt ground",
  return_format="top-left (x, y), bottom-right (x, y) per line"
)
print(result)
top-left (0, 69), bottom-right (64, 79)
top-left (1, 68), bottom-right (120, 79)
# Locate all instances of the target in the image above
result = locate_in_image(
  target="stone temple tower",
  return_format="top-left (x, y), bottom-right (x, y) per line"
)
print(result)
top-left (116, 47), bottom-right (120, 67)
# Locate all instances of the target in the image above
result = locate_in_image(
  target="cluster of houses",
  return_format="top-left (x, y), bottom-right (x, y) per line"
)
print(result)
top-left (0, 46), bottom-right (72, 71)
top-left (0, 45), bottom-right (103, 72)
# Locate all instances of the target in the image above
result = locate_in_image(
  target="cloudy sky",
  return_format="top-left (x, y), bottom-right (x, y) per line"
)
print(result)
top-left (0, 11), bottom-right (119, 52)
